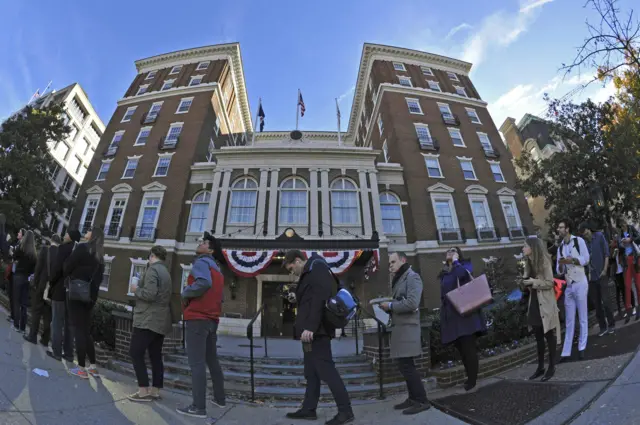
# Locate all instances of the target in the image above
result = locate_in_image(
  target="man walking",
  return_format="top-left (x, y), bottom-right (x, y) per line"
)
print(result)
top-left (283, 250), bottom-right (354, 425)
top-left (556, 219), bottom-right (590, 361)
top-left (379, 252), bottom-right (430, 415)
top-left (176, 232), bottom-right (226, 419)
top-left (580, 222), bottom-right (615, 336)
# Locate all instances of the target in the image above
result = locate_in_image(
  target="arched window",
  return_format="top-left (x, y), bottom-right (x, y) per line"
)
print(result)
top-left (380, 192), bottom-right (404, 234)
top-left (279, 177), bottom-right (308, 225)
top-left (188, 191), bottom-right (210, 233)
top-left (228, 177), bottom-right (258, 224)
top-left (330, 178), bottom-right (360, 225)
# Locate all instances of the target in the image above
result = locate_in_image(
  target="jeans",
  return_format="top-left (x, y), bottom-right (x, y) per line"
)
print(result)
top-left (562, 281), bottom-right (589, 357)
top-left (533, 326), bottom-right (556, 369)
top-left (130, 327), bottom-right (165, 388)
top-left (7, 274), bottom-right (14, 322)
top-left (589, 276), bottom-right (615, 331)
top-left (69, 301), bottom-right (95, 367)
top-left (624, 256), bottom-right (640, 311)
top-left (397, 357), bottom-right (428, 403)
top-left (614, 273), bottom-right (627, 312)
top-left (301, 336), bottom-right (352, 414)
top-left (185, 320), bottom-right (225, 410)
top-left (28, 286), bottom-right (51, 343)
top-left (51, 300), bottom-right (74, 358)
top-left (454, 335), bottom-right (478, 386)
top-left (12, 274), bottom-right (29, 331)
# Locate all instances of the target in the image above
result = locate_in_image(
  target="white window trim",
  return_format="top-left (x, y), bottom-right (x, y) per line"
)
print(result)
top-left (422, 153), bottom-right (444, 179)
top-left (377, 114), bottom-right (384, 136)
top-left (180, 264), bottom-right (193, 292)
top-left (457, 157), bottom-right (478, 181)
top-left (145, 70), bottom-right (157, 80)
top-left (165, 122), bottom-right (184, 142)
top-left (465, 107), bottom-right (482, 124)
top-left (454, 85), bottom-right (467, 97)
top-left (428, 81), bottom-right (442, 92)
top-left (128, 258), bottom-right (148, 296)
top-left (421, 66), bottom-right (434, 76)
top-left (329, 178), bottom-right (362, 227)
top-left (169, 65), bottom-right (182, 75)
top-left (415, 123), bottom-right (434, 143)
top-left (196, 61), bottom-right (210, 70)
top-left (96, 159), bottom-right (113, 182)
top-left (135, 189), bottom-right (166, 230)
top-left (176, 97), bottom-right (194, 114)
top-left (393, 62), bottom-right (406, 71)
top-left (226, 178), bottom-right (260, 226)
top-left (430, 192), bottom-right (461, 234)
top-left (134, 126), bottom-right (153, 146)
top-left (488, 160), bottom-right (506, 183)
top-left (398, 76), bottom-right (412, 87)
top-left (122, 155), bottom-right (142, 180)
top-left (153, 152), bottom-right (175, 177)
top-left (405, 97), bottom-right (423, 115)
top-left (110, 130), bottom-right (125, 148)
top-left (278, 178), bottom-right (309, 226)
top-left (477, 132), bottom-right (495, 153)
top-left (499, 196), bottom-right (523, 231)
top-left (189, 75), bottom-right (204, 86)
top-left (447, 71), bottom-right (460, 81)
top-left (382, 140), bottom-right (390, 162)
top-left (379, 192), bottom-right (405, 235)
top-left (438, 102), bottom-right (453, 117)
top-left (100, 254), bottom-right (115, 292)
top-left (448, 127), bottom-right (466, 147)
top-left (148, 101), bottom-right (164, 117)
top-left (104, 194), bottom-right (130, 237)
top-left (79, 194), bottom-right (102, 230)
top-left (121, 106), bottom-right (137, 123)
top-left (161, 79), bottom-right (176, 90)
top-left (187, 191), bottom-right (211, 235)
top-left (468, 194), bottom-right (495, 232)
top-left (136, 85), bottom-right (149, 95)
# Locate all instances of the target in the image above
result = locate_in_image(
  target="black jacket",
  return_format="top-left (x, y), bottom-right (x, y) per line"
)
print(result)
top-left (13, 246), bottom-right (36, 277)
top-left (50, 241), bottom-right (75, 302)
top-left (294, 255), bottom-right (334, 339)
top-left (32, 245), bottom-right (59, 293)
top-left (64, 243), bottom-right (104, 304)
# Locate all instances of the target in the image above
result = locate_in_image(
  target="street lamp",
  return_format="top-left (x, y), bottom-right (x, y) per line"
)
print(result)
top-left (589, 183), bottom-right (609, 239)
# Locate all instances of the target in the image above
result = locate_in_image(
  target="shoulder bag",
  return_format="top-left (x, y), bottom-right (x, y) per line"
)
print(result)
top-left (446, 268), bottom-right (492, 316)
top-left (67, 261), bottom-right (99, 304)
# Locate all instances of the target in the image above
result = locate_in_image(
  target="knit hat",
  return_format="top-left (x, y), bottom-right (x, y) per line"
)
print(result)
top-left (67, 229), bottom-right (82, 243)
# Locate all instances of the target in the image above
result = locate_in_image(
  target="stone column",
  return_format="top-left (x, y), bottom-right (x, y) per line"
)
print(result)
top-left (267, 168), bottom-right (280, 235)
top-left (368, 170), bottom-right (384, 236)
top-left (255, 168), bottom-right (270, 235)
top-left (358, 169), bottom-right (373, 236)
top-left (320, 169), bottom-right (331, 236)
top-left (204, 169), bottom-right (222, 231)
top-left (215, 169), bottom-right (232, 235)
top-left (309, 168), bottom-right (319, 236)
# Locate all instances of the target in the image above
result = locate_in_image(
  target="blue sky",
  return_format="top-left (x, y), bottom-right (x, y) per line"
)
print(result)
top-left (0, 0), bottom-right (631, 132)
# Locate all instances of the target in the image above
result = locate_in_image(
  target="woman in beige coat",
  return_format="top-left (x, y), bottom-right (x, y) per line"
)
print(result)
top-left (522, 236), bottom-right (561, 382)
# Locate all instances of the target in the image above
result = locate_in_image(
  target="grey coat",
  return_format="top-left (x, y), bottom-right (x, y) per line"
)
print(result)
top-left (389, 267), bottom-right (423, 359)
top-left (133, 261), bottom-right (173, 336)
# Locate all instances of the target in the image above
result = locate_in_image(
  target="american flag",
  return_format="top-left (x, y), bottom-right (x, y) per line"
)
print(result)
top-left (298, 91), bottom-right (306, 117)
top-left (258, 102), bottom-right (265, 132)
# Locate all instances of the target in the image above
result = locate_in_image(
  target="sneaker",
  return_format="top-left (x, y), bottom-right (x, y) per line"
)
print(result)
top-left (176, 405), bottom-right (206, 419)
top-left (23, 335), bottom-right (37, 344)
top-left (211, 399), bottom-right (226, 408)
top-left (10, 324), bottom-right (19, 332)
top-left (68, 367), bottom-right (89, 379)
top-left (541, 366), bottom-right (555, 382)
top-left (39, 339), bottom-right (49, 347)
top-left (403, 402), bottom-right (431, 415)
top-left (598, 329), bottom-right (608, 337)
top-left (87, 367), bottom-right (100, 378)
top-left (63, 354), bottom-right (74, 362)
top-left (285, 409), bottom-right (318, 420)
top-left (325, 412), bottom-right (354, 425)
top-left (464, 381), bottom-right (477, 392)
top-left (394, 399), bottom-right (415, 410)
top-left (46, 351), bottom-right (62, 361)
top-left (578, 350), bottom-right (586, 360)
top-left (127, 392), bottom-right (154, 402)
top-left (608, 327), bottom-right (616, 334)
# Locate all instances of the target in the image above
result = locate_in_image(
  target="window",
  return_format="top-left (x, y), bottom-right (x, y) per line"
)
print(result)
top-left (279, 177), bottom-right (308, 225)
top-left (180, 265), bottom-right (192, 291)
top-left (406, 98), bottom-right (423, 114)
top-left (50, 163), bottom-right (60, 180)
top-left (137, 197), bottom-right (161, 239)
top-left (421, 66), bottom-right (434, 76)
top-left (169, 65), bottom-right (182, 75)
top-left (65, 207), bottom-right (73, 221)
top-left (466, 108), bottom-right (481, 124)
top-left (56, 142), bottom-right (69, 160)
top-left (109, 131), bottom-right (124, 149)
top-left (189, 76), bottom-right (203, 86)
top-left (459, 159), bottom-right (477, 180)
top-left (380, 192), bottom-right (404, 234)
top-left (161, 79), bottom-right (175, 91)
top-left (78, 139), bottom-right (89, 156)
top-left (72, 185), bottom-right (80, 200)
top-left (62, 175), bottom-right (74, 194)
top-left (97, 161), bottom-right (111, 181)
top-left (122, 158), bottom-right (139, 179)
top-left (128, 260), bottom-right (147, 296)
top-left (331, 178), bottom-right (360, 225)
top-left (134, 127), bottom-right (152, 146)
top-left (490, 163), bottom-right (505, 182)
top-left (49, 216), bottom-right (60, 233)
top-left (448, 128), bottom-right (465, 147)
top-left (501, 200), bottom-right (521, 229)
top-left (101, 259), bottom-right (112, 291)
top-left (68, 156), bottom-right (80, 176)
top-left (447, 71), bottom-right (459, 81)
top-left (398, 76), bottom-right (412, 87)
top-left (377, 114), bottom-right (384, 136)
top-left (393, 62), bottom-right (406, 71)
top-left (121, 106), bottom-right (137, 123)
top-left (471, 200), bottom-right (490, 229)
top-left (438, 103), bottom-right (454, 119)
top-left (424, 156), bottom-right (443, 178)
top-left (165, 123), bottom-right (183, 145)
top-left (434, 200), bottom-right (455, 229)
top-left (176, 97), bottom-right (193, 114)
top-left (80, 196), bottom-right (100, 232)
top-left (136, 85), bottom-right (149, 95)
top-left (415, 124), bottom-right (433, 146)
top-left (188, 191), bottom-right (210, 233)
top-left (196, 61), bottom-right (210, 70)
top-left (74, 156), bottom-right (82, 174)
top-left (454, 86), bottom-right (467, 97)
top-left (477, 132), bottom-right (494, 153)
top-left (382, 140), bottom-right (390, 162)
top-left (428, 81), bottom-right (442, 92)
top-left (105, 197), bottom-right (127, 238)
top-left (145, 70), bottom-right (157, 80)
top-left (228, 178), bottom-right (258, 224)
top-left (154, 156), bottom-right (172, 177)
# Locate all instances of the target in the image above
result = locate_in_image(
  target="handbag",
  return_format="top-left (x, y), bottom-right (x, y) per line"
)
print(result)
top-left (67, 264), bottom-right (99, 304)
top-left (446, 271), bottom-right (492, 316)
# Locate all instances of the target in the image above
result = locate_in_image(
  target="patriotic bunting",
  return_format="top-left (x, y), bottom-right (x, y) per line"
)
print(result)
top-left (222, 250), bottom-right (276, 277)
top-left (304, 250), bottom-right (362, 275)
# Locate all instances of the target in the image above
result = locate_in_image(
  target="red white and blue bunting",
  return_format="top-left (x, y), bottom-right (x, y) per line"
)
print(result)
top-left (222, 250), bottom-right (276, 277)
top-left (304, 250), bottom-right (362, 275)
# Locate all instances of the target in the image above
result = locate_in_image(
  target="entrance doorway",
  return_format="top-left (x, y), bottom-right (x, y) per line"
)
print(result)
top-left (262, 282), bottom-right (297, 338)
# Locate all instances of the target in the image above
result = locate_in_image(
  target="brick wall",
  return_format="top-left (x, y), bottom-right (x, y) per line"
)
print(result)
top-left (113, 310), bottom-right (183, 362)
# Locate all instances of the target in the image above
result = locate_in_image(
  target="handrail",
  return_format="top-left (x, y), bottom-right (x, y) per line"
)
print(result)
top-left (357, 306), bottom-right (387, 400)
top-left (246, 304), bottom-right (266, 402)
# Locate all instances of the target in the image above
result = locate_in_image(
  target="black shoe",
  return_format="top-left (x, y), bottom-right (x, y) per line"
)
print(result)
top-left (286, 409), bottom-right (317, 420)
top-left (541, 367), bottom-right (555, 382)
top-left (464, 382), bottom-right (477, 392)
top-left (625, 315), bottom-right (631, 324)
top-left (46, 351), bottom-right (62, 361)
top-left (608, 327), bottom-right (616, 334)
top-left (598, 329), bottom-right (608, 337)
top-left (528, 368), bottom-right (545, 380)
top-left (394, 399), bottom-right (415, 410)
top-left (39, 339), bottom-right (49, 347)
top-left (63, 354), bottom-right (74, 362)
top-left (578, 350), bottom-right (585, 360)
top-left (175, 405), bottom-right (206, 418)
top-left (23, 335), bottom-right (37, 345)
top-left (403, 402), bottom-right (431, 415)
top-left (325, 412), bottom-right (354, 425)
top-left (557, 356), bottom-right (570, 364)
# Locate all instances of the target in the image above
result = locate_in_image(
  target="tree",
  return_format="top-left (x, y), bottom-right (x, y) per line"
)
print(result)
top-left (0, 105), bottom-right (71, 234)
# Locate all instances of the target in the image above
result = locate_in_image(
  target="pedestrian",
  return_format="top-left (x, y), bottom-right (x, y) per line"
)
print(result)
top-left (127, 245), bottom-right (173, 402)
top-left (176, 232), bottom-right (226, 419)
top-left (7, 228), bottom-right (25, 325)
top-left (438, 247), bottom-right (486, 392)
top-left (283, 249), bottom-right (354, 425)
top-left (12, 230), bottom-right (37, 333)
top-left (65, 227), bottom-right (105, 379)
top-left (24, 234), bottom-right (61, 346)
top-left (556, 219), bottom-right (590, 362)
top-left (617, 220), bottom-right (640, 323)
top-left (0, 214), bottom-right (9, 291)
top-left (378, 252), bottom-right (431, 415)
top-left (47, 230), bottom-right (81, 361)
top-left (522, 237), bottom-right (561, 381)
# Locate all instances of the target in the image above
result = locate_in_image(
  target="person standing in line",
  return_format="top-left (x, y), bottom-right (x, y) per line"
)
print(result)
top-left (176, 232), bottom-right (226, 419)
top-left (7, 228), bottom-right (25, 325)
top-left (617, 220), bottom-right (640, 323)
top-left (65, 227), bottom-right (105, 379)
top-left (12, 230), bottom-right (37, 333)
top-left (47, 230), bottom-right (81, 361)
top-left (127, 245), bottom-right (173, 402)
top-left (556, 219), bottom-right (590, 362)
top-left (379, 252), bottom-right (431, 415)
top-left (438, 247), bottom-right (486, 392)
top-left (24, 234), bottom-right (61, 346)
top-left (0, 214), bottom-right (9, 292)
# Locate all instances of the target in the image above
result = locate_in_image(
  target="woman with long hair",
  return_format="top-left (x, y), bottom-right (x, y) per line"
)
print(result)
top-left (64, 226), bottom-right (105, 379)
top-left (438, 247), bottom-right (486, 392)
top-left (12, 230), bottom-right (37, 333)
top-left (522, 236), bottom-right (561, 381)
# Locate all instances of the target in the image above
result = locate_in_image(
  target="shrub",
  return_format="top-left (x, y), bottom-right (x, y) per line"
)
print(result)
top-left (91, 300), bottom-right (128, 349)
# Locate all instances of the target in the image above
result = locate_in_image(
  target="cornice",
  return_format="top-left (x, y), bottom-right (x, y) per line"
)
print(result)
top-left (255, 131), bottom-right (343, 142)
top-left (117, 83), bottom-right (218, 106)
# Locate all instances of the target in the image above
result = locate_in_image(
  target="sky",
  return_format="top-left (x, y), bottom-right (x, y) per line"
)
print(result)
top-left (0, 0), bottom-right (632, 134)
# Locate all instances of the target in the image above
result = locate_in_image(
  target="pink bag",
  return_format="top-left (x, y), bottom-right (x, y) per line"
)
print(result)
top-left (446, 273), bottom-right (492, 316)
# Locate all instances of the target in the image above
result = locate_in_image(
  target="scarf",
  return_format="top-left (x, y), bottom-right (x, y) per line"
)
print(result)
top-left (392, 263), bottom-right (411, 288)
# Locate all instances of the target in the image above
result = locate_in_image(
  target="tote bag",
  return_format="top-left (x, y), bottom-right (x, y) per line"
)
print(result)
top-left (446, 272), bottom-right (492, 316)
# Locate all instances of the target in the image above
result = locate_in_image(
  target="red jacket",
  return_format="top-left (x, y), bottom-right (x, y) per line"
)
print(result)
top-left (182, 255), bottom-right (224, 322)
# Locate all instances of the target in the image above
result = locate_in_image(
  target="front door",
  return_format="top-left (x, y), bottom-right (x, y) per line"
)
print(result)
top-left (262, 282), bottom-right (297, 337)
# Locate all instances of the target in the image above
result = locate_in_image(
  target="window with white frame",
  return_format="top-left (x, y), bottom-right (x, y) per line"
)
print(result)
top-left (97, 161), bottom-right (111, 181)
top-left (415, 124), bottom-right (433, 144)
top-left (382, 140), bottom-right (390, 162)
top-left (80, 195), bottom-right (100, 232)
top-left (64, 207), bottom-right (73, 221)
top-left (228, 178), bottom-right (258, 224)
top-left (146, 102), bottom-right (163, 122)
top-left (331, 178), bottom-right (360, 225)
top-left (180, 264), bottom-right (192, 291)
top-left (145, 70), bottom-right (157, 80)
top-left (434, 199), bottom-right (455, 229)
top-left (466, 108), bottom-right (481, 124)
top-left (165, 123), bottom-right (183, 144)
top-left (121, 106), bottom-right (137, 123)
top-left (161, 79), bottom-right (175, 91)
top-left (438, 103), bottom-right (454, 119)
top-left (122, 158), bottom-right (139, 179)
top-left (428, 81), bottom-right (442, 92)
top-left (406, 98), bottom-right (423, 114)
top-left (459, 159), bottom-right (477, 180)
top-left (134, 127), bottom-right (152, 146)
top-left (169, 65), bottom-right (182, 75)
top-left (176, 97), bottom-right (193, 114)
top-left (448, 127), bottom-right (465, 147)
top-left (189, 76), bottom-right (203, 86)
top-left (154, 156), bottom-right (172, 177)
top-left (109, 131), bottom-right (124, 149)
top-left (398, 76), bottom-right (412, 87)
top-left (128, 259), bottom-right (147, 296)
top-left (62, 174), bottom-right (74, 195)
top-left (56, 142), bottom-right (69, 159)
top-left (454, 86), bottom-right (467, 97)
top-left (136, 196), bottom-right (162, 239)
top-left (378, 114), bottom-right (384, 135)
top-left (477, 132), bottom-right (494, 153)
top-left (380, 192), bottom-right (404, 234)
top-left (101, 256), bottom-right (114, 291)
top-left (79, 138), bottom-right (89, 156)
top-left (196, 61), bottom-right (210, 70)
top-left (68, 156), bottom-right (81, 176)
top-left (279, 177), bottom-right (308, 225)
top-left (501, 198), bottom-right (521, 230)
top-left (188, 191), bottom-right (210, 233)
top-left (470, 200), bottom-right (491, 229)
top-left (421, 66), bottom-right (434, 76)
top-left (447, 71), bottom-right (459, 81)
top-left (136, 85), bottom-right (149, 95)
top-left (490, 163), bottom-right (505, 182)
top-left (393, 62), bottom-right (406, 71)
top-left (424, 155), bottom-right (443, 178)
top-left (105, 196), bottom-right (128, 238)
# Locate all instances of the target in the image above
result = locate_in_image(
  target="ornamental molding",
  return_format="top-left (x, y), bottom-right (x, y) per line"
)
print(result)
top-left (141, 181), bottom-right (167, 192)
top-left (497, 187), bottom-right (517, 196)
top-left (85, 185), bottom-right (104, 195)
top-left (464, 184), bottom-right (489, 195)
top-left (427, 182), bottom-right (455, 193)
top-left (111, 183), bottom-right (133, 193)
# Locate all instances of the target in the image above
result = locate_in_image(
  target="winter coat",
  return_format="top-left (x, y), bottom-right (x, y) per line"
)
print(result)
top-left (49, 241), bottom-right (75, 302)
top-left (439, 261), bottom-right (487, 345)
top-left (13, 246), bottom-right (36, 277)
top-left (525, 258), bottom-right (562, 344)
top-left (63, 242), bottom-right (105, 305)
top-left (389, 266), bottom-right (423, 359)
top-left (133, 261), bottom-right (173, 336)
top-left (293, 255), bottom-right (334, 339)
top-left (181, 254), bottom-right (224, 322)
top-left (32, 245), bottom-right (58, 294)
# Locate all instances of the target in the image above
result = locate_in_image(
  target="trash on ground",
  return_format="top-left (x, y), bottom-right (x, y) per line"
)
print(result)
top-left (32, 368), bottom-right (49, 377)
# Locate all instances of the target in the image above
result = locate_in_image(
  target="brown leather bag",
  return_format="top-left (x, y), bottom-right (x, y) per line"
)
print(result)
top-left (446, 273), bottom-right (492, 316)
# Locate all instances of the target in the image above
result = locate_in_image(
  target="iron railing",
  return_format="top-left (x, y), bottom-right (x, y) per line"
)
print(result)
top-left (104, 224), bottom-right (121, 240)
top-left (159, 135), bottom-right (180, 150)
top-left (246, 304), bottom-right (268, 402)
top-left (417, 137), bottom-right (440, 152)
top-left (358, 307), bottom-right (387, 400)
top-left (441, 113), bottom-right (460, 126)
top-left (476, 227), bottom-right (499, 242)
top-left (438, 227), bottom-right (465, 243)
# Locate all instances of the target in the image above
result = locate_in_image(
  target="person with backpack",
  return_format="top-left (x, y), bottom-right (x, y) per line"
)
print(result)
top-left (617, 220), bottom-right (640, 323)
top-left (282, 250), bottom-right (354, 425)
top-left (556, 219), bottom-right (590, 362)
top-left (378, 252), bottom-right (430, 415)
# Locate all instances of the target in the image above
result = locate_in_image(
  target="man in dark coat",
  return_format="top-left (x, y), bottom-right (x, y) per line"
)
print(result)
top-left (283, 250), bottom-right (354, 425)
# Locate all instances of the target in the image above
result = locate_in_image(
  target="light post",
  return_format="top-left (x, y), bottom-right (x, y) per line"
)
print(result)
top-left (589, 183), bottom-right (609, 240)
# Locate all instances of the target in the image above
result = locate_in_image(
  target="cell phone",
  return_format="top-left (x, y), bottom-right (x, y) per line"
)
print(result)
top-left (302, 342), bottom-right (312, 353)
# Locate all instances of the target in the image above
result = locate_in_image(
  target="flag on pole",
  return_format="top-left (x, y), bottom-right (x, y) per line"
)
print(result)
top-left (298, 91), bottom-right (306, 117)
top-left (258, 102), bottom-right (265, 132)
top-left (33, 89), bottom-right (40, 99)
top-left (336, 98), bottom-right (342, 146)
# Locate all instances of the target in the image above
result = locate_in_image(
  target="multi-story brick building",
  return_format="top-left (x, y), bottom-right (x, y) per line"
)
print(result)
top-left (73, 43), bottom-right (532, 336)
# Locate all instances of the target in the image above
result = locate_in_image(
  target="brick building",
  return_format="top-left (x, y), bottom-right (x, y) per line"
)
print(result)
top-left (72, 43), bottom-right (532, 336)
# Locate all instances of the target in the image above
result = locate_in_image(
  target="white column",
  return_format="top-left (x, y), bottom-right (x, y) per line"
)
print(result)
top-left (368, 170), bottom-right (384, 237)
top-left (358, 169), bottom-right (373, 236)
top-left (204, 170), bottom-right (222, 231)
top-left (255, 168), bottom-right (270, 235)
top-left (215, 169), bottom-right (232, 235)
top-left (320, 169), bottom-right (331, 236)
top-left (267, 168), bottom-right (280, 235)
top-left (309, 168), bottom-right (319, 236)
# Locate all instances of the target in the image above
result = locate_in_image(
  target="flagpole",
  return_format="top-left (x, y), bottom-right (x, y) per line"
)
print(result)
top-left (28, 89), bottom-right (40, 104)
top-left (296, 89), bottom-right (300, 130)
top-left (335, 98), bottom-right (342, 146)
top-left (251, 98), bottom-right (261, 146)
top-left (42, 81), bottom-right (52, 96)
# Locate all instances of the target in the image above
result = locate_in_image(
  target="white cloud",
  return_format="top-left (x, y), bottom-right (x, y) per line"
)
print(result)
top-left (591, 80), bottom-right (616, 103)
top-left (446, 23), bottom-right (472, 40)
top-left (564, 73), bottom-right (595, 85)
top-left (520, 0), bottom-right (554, 13)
